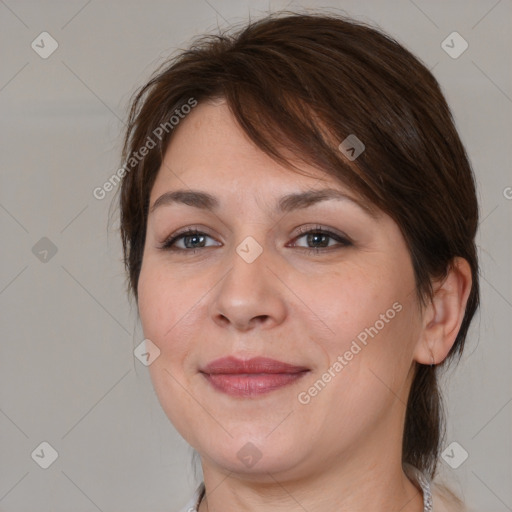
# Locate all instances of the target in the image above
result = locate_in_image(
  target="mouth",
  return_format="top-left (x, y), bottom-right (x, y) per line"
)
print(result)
top-left (200, 356), bottom-right (310, 397)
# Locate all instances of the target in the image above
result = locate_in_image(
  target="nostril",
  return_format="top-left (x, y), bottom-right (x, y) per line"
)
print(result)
top-left (253, 314), bottom-right (271, 324)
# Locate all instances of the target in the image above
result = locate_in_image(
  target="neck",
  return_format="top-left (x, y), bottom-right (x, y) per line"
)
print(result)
top-left (197, 447), bottom-right (424, 512)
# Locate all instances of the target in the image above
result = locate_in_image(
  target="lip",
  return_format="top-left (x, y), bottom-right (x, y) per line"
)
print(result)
top-left (200, 356), bottom-right (310, 397)
top-left (201, 356), bottom-right (309, 374)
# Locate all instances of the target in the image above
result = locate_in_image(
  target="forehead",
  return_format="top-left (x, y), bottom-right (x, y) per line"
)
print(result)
top-left (151, 99), bottom-right (356, 201)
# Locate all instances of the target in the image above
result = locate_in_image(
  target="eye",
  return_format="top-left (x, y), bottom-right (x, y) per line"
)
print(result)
top-left (158, 228), bottom-right (220, 252)
top-left (289, 225), bottom-right (352, 253)
top-left (158, 225), bottom-right (352, 254)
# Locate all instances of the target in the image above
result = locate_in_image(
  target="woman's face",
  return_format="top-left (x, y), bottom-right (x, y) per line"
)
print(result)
top-left (138, 99), bottom-right (424, 479)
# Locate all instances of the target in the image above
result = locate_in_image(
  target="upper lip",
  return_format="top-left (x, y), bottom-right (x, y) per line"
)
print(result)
top-left (200, 356), bottom-right (310, 375)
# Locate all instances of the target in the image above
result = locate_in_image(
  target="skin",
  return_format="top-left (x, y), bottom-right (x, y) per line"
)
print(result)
top-left (137, 99), bottom-right (472, 512)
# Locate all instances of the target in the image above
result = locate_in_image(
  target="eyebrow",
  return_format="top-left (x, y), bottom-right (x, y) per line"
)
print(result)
top-left (149, 188), bottom-right (377, 218)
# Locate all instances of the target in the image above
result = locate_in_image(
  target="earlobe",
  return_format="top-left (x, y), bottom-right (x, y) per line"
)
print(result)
top-left (413, 257), bottom-right (472, 366)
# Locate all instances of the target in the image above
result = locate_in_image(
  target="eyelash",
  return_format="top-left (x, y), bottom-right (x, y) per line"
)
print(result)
top-left (158, 225), bottom-right (352, 255)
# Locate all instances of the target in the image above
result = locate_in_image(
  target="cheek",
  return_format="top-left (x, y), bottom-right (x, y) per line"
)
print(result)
top-left (138, 262), bottom-right (203, 434)
top-left (302, 264), bottom-right (400, 347)
top-left (137, 262), bottom-right (188, 354)
top-left (138, 257), bottom-right (187, 323)
top-left (300, 260), bottom-right (418, 395)
top-left (137, 264), bottom-right (166, 341)
top-left (137, 259), bottom-right (211, 377)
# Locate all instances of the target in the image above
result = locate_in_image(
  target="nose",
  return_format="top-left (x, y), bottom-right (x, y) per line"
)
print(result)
top-left (209, 237), bottom-right (287, 332)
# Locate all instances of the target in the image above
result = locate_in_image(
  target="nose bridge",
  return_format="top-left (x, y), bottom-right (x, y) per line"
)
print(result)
top-left (210, 230), bottom-right (286, 329)
top-left (224, 232), bottom-right (269, 299)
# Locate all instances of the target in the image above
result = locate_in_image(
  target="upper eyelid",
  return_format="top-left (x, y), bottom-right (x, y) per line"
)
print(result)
top-left (289, 227), bottom-right (352, 246)
top-left (166, 225), bottom-right (345, 240)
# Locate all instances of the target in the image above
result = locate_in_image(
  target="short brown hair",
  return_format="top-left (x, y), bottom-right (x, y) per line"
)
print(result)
top-left (118, 11), bottom-right (479, 481)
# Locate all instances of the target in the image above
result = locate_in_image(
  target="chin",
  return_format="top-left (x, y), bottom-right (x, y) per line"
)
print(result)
top-left (197, 435), bottom-right (309, 477)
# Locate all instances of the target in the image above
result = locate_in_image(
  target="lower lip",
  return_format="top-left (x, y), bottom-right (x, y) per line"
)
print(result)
top-left (202, 372), bottom-right (309, 397)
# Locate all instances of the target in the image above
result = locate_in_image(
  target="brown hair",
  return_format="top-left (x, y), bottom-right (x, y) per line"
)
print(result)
top-left (117, 11), bottom-right (479, 483)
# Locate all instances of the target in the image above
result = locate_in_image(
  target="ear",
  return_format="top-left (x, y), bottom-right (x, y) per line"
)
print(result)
top-left (413, 257), bottom-right (473, 365)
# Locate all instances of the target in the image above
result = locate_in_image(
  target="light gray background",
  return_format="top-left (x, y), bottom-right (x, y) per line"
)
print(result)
top-left (1, 1), bottom-right (511, 511)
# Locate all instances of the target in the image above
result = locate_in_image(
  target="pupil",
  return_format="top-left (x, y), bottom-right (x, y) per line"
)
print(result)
top-left (185, 234), bottom-right (205, 248)
top-left (308, 233), bottom-right (328, 247)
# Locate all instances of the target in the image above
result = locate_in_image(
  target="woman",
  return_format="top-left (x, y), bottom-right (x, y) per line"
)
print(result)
top-left (118, 12), bottom-right (478, 512)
